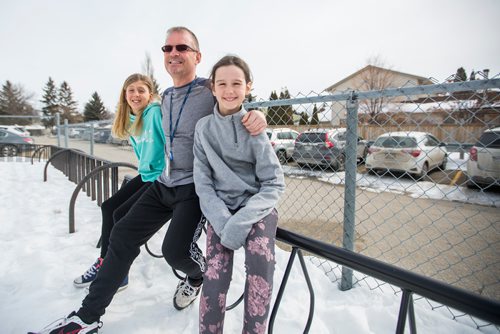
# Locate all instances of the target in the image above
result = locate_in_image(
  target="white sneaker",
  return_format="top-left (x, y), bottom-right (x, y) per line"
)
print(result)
top-left (173, 278), bottom-right (202, 310)
top-left (27, 311), bottom-right (101, 334)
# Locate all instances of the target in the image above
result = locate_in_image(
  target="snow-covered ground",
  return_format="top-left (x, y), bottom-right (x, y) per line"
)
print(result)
top-left (283, 152), bottom-right (500, 208)
top-left (0, 160), bottom-right (497, 333)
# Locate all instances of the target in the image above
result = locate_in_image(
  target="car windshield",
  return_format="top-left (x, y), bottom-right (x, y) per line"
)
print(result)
top-left (374, 136), bottom-right (417, 148)
top-left (296, 132), bottom-right (326, 143)
top-left (477, 132), bottom-right (500, 148)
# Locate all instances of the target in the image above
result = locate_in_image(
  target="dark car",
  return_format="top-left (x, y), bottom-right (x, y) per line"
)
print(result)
top-left (292, 128), bottom-right (367, 170)
top-left (0, 129), bottom-right (35, 156)
top-left (94, 128), bottom-right (112, 143)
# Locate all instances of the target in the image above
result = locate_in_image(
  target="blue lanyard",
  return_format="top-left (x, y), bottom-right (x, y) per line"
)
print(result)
top-left (169, 80), bottom-right (195, 160)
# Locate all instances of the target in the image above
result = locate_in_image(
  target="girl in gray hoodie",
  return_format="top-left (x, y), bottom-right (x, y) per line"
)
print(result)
top-left (193, 55), bottom-right (285, 333)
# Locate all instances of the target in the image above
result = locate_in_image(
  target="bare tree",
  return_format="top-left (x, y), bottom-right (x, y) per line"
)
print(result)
top-left (142, 52), bottom-right (161, 95)
top-left (358, 56), bottom-right (395, 123)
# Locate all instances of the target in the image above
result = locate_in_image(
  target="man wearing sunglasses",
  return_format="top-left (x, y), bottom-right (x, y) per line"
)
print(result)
top-left (29, 26), bottom-right (267, 334)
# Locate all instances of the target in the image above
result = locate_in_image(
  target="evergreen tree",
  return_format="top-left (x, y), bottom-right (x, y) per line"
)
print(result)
top-left (58, 81), bottom-right (80, 123)
top-left (469, 70), bottom-right (476, 81)
top-left (40, 77), bottom-right (59, 128)
top-left (310, 104), bottom-right (319, 125)
top-left (245, 90), bottom-right (257, 111)
top-left (83, 92), bottom-right (110, 122)
top-left (0, 80), bottom-right (36, 125)
top-left (454, 67), bottom-right (467, 82)
top-left (279, 88), bottom-right (294, 125)
top-left (299, 112), bottom-right (309, 125)
top-left (142, 52), bottom-right (161, 95)
top-left (266, 91), bottom-right (281, 126)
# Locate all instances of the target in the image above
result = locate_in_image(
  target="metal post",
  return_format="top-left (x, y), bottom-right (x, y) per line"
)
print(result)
top-left (55, 113), bottom-right (61, 147)
top-left (63, 119), bottom-right (69, 148)
top-left (340, 91), bottom-right (359, 291)
top-left (90, 123), bottom-right (95, 156)
top-left (396, 289), bottom-right (414, 334)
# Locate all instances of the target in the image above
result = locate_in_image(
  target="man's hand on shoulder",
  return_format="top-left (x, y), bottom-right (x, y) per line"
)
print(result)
top-left (242, 109), bottom-right (267, 136)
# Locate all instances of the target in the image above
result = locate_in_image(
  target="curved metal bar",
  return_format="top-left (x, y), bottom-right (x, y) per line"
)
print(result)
top-left (146, 220), bottom-right (244, 311)
top-left (145, 241), bottom-right (164, 258)
top-left (297, 249), bottom-right (315, 332)
top-left (31, 145), bottom-right (51, 165)
top-left (226, 292), bottom-right (245, 311)
top-left (43, 148), bottom-right (74, 182)
top-left (172, 268), bottom-right (185, 280)
top-left (68, 162), bottom-right (137, 233)
top-left (275, 227), bottom-right (500, 327)
top-left (269, 247), bottom-right (298, 334)
top-left (269, 247), bottom-right (315, 334)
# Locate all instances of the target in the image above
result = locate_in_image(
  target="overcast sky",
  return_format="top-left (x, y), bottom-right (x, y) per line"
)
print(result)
top-left (1, 0), bottom-right (499, 112)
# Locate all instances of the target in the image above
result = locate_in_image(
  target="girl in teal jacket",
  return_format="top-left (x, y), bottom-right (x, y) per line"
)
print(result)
top-left (73, 73), bottom-right (166, 290)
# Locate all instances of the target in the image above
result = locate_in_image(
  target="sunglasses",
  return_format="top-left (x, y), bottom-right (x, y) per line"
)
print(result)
top-left (161, 44), bottom-right (198, 53)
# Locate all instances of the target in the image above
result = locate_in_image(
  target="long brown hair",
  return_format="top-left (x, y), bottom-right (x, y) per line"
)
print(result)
top-left (112, 73), bottom-right (158, 139)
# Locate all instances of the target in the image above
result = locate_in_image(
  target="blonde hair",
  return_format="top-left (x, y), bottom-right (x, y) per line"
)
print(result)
top-left (112, 74), bottom-right (158, 139)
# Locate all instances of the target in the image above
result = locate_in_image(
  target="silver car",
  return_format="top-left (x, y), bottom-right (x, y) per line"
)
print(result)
top-left (266, 128), bottom-right (299, 164)
top-left (365, 131), bottom-right (447, 178)
top-left (466, 127), bottom-right (500, 188)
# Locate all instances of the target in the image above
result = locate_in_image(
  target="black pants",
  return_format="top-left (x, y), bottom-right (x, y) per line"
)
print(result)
top-left (78, 181), bottom-right (205, 322)
top-left (100, 175), bottom-right (150, 258)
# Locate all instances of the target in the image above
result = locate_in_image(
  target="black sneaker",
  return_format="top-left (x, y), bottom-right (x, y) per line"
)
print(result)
top-left (28, 311), bottom-right (101, 334)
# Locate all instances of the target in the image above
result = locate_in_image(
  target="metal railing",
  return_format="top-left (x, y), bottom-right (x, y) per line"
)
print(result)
top-left (40, 146), bottom-right (137, 233)
top-left (33, 77), bottom-right (500, 332)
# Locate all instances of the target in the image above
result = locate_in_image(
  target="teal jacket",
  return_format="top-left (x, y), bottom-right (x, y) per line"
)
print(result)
top-left (129, 102), bottom-right (166, 182)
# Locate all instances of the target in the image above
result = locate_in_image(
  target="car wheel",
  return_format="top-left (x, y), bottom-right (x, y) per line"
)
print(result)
top-left (359, 147), bottom-right (368, 164)
top-left (466, 180), bottom-right (477, 189)
top-left (277, 150), bottom-right (287, 164)
top-left (439, 155), bottom-right (447, 170)
top-left (297, 163), bottom-right (308, 169)
top-left (1, 144), bottom-right (18, 157)
top-left (335, 154), bottom-right (345, 171)
top-left (418, 162), bottom-right (429, 180)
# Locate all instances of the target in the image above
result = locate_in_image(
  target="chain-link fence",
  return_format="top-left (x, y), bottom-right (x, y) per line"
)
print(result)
top-left (2, 76), bottom-right (498, 330)
top-left (248, 77), bottom-right (499, 329)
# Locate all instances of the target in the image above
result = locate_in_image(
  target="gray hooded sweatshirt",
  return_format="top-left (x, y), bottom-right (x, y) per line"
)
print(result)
top-left (193, 106), bottom-right (285, 250)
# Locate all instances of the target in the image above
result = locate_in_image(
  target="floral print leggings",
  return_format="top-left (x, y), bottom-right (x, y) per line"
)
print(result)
top-left (199, 209), bottom-right (278, 334)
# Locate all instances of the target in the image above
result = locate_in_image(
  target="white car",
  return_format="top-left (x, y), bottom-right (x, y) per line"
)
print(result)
top-left (266, 128), bottom-right (299, 164)
top-left (365, 131), bottom-right (447, 178)
top-left (0, 125), bottom-right (30, 137)
top-left (466, 127), bottom-right (500, 188)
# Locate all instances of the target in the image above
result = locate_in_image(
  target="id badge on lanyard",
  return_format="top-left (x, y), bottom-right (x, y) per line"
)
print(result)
top-left (168, 80), bottom-right (194, 178)
top-left (165, 150), bottom-right (173, 177)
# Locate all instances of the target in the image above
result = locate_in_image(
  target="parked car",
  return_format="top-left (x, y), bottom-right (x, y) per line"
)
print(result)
top-left (0, 129), bottom-right (35, 156)
top-left (0, 125), bottom-right (30, 137)
top-left (266, 128), bottom-right (299, 164)
top-left (466, 127), bottom-right (500, 188)
top-left (292, 128), bottom-right (367, 170)
top-left (94, 128), bottom-right (112, 143)
top-left (68, 127), bottom-right (85, 138)
top-left (108, 133), bottom-right (130, 146)
top-left (365, 131), bottom-right (447, 178)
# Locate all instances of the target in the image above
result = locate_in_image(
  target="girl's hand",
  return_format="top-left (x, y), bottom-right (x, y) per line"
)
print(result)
top-left (242, 110), bottom-right (267, 136)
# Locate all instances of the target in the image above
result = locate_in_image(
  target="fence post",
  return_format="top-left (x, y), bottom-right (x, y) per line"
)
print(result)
top-left (63, 118), bottom-right (69, 148)
top-left (340, 91), bottom-right (359, 291)
top-left (90, 123), bottom-right (95, 156)
top-left (55, 113), bottom-right (61, 147)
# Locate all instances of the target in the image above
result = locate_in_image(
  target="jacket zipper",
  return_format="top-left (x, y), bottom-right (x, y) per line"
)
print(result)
top-left (231, 117), bottom-right (238, 145)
